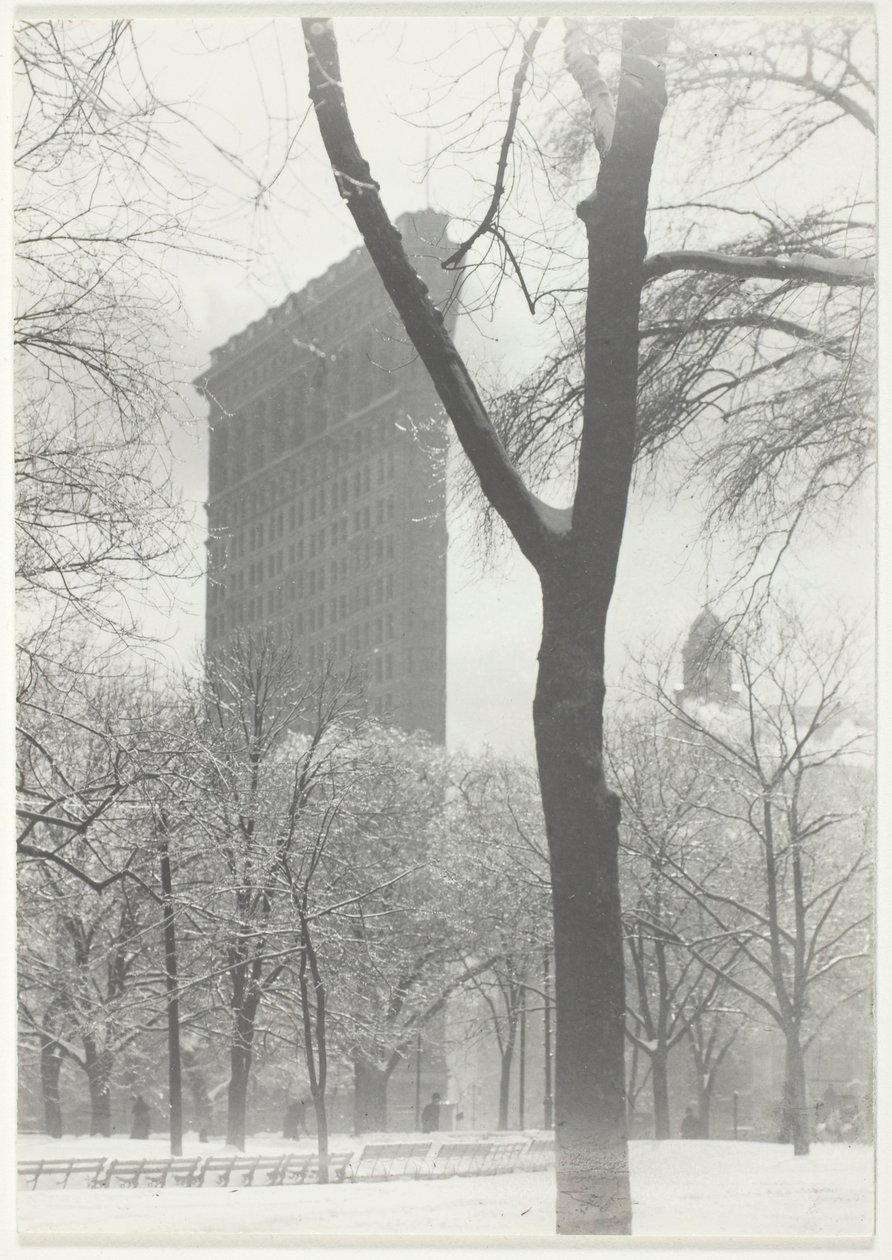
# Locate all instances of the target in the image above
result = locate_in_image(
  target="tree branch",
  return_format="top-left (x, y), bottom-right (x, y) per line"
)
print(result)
top-left (302, 17), bottom-right (554, 569)
top-left (642, 249), bottom-right (874, 287)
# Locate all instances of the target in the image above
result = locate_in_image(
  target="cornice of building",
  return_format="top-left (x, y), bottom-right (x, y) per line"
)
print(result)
top-left (193, 208), bottom-right (451, 393)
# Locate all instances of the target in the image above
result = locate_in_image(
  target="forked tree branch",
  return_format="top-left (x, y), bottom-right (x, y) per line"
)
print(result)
top-left (302, 17), bottom-right (556, 570)
top-left (564, 20), bottom-right (616, 163)
top-left (444, 19), bottom-right (549, 272)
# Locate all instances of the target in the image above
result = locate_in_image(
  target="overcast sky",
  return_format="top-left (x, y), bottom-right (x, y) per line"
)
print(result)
top-left (40, 11), bottom-right (875, 760)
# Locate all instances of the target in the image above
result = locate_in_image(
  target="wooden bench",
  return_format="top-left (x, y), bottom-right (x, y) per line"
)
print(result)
top-left (196, 1154), bottom-right (288, 1188)
top-left (100, 1157), bottom-right (203, 1189)
top-left (523, 1136), bottom-right (555, 1170)
top-left (279, 1151), bottom-right (352, 1184)
top-left (351, 1142), bottom-right (432, 1180)
top-left (17, 1157), bottom-right (107, 1190)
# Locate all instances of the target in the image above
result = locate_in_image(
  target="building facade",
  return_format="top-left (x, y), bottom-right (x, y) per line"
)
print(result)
top-left (195, 210), bottom-right (454, 740)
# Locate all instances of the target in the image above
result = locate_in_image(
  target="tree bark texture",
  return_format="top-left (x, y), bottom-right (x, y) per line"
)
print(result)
top-left (782, 1031), bottom-right (810, 1155)
top-left (227, 1015), bottom-right (256, 1150)
top-left (40, 1034), bottom-right (63, 1138)
top-left (534, 587), bottom-right (629, 1232)
top-left (498, 1040), bottom-right (516, 1131)
top-left (353, 1058), bottom-right (389, 1134)
top-left (651, 1049), bottom-right (671, 1140)
top-left (158, 831), bottom-right (184, 1156)
top-left (84, 1041), bottom-right (112, 1137)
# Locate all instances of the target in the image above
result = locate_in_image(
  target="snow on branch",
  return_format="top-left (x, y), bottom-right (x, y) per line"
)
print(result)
top-left (302, 18), bottom-right (558, 568)
top-left (642, 250), bottom-right (875, 287)
top-left (564, 20), bottom-right (615, 162)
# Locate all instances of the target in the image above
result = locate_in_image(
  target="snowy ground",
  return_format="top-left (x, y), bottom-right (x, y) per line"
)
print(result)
top-left (15, 1131), bottom-right (874, 1244)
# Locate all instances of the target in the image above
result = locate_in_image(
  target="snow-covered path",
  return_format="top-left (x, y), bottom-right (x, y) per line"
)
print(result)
top-left (16, 1136), bottom-right (873, 1242)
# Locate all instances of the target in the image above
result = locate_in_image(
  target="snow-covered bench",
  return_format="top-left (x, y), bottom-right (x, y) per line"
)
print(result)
top-left (17, 1157), bottom-right (107, 1190)
top-left (197, 1154), bottom-right (287, 1187)
top-left (99, 1156), bottom-right (203, 1189)
top-left (426, 1140), bottom-right (531, 1178)
top-left (352, 1142), bottom-right (432, 1180)
top-left (279, 1151), bottom-right (352, 1184)
top-left (427, 1142), bottom-right (495, 1177)
top-left (523, 1137), bottom-right (554, 1170)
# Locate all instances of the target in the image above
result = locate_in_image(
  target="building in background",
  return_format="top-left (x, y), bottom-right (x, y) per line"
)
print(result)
top-left (194, 210), bottom-right (454, 740)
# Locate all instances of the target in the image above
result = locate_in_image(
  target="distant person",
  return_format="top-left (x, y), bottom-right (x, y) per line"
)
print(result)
top-left (283, 1099), bottom-right (307, 1140)
top-left (130, 1095), bottom-right (151, 1140)
top-left (421, 1092), bottom-right (441, 1134)
top-left (680, 1106), bottom-right (700, 1139)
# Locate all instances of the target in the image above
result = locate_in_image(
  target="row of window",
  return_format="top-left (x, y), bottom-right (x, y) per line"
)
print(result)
top-left (210, 407), bottom-right (407, 505)
top-left (208, 492), bottom-right (399, 570)
top-left (210, 531), bottom-right (399, 600)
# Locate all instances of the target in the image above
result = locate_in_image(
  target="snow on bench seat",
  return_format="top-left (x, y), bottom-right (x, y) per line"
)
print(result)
top-left (17, 1157), bottom-right (107, 1190)
top-left (352, 1142), bottom-right (432, 1180)
top-left (280, 1151), bottom-right (352, 1184)
top-left (100, 1156), bottom-right (203, 1189)
top-left (197, 1154), bottom-right (288, 1187)
top-left (523, 1137), bottom-right (554, 1170)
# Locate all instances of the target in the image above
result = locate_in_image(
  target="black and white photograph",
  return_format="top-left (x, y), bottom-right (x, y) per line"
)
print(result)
top-left (11, 3), bottom-right (880, 1248)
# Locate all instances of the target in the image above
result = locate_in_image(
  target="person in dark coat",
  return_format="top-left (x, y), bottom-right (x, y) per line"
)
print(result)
top-left (130, 1095), bottom-right (151, 1140)
top-left (421, 1092), bottom-right (441, 1134)
top-left (680, 1106), bottom-right (701, 1139)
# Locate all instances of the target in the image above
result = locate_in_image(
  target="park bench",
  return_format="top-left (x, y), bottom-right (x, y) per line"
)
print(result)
top-left (351, 1142), bottom-right (432, 1180)
top-left (196, 1154), bottom-right (288, 1188)
top-left (279, 1151), bottom-right (352, 1184)
top-left (427, 1141), bottom-right (496, 1177)
top-left (100, 1156), bottom-right (203, 1189)
top-left (481, 1140), bottom-right (528, 1174)
top-left (523, 1136), bottom-right (555, 1170)
top-left (17, 1157), bottom-right (107, 1190)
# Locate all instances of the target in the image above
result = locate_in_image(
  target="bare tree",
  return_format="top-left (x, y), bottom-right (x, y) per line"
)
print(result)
top-left (177, 629), bottom-right (363, 1150)
top-left (302, 15), bottom-right (873, 1233)
top-left (650, 606), bottom-right (872, 1155)
top-left (609, 707), bottom-right (747, 1139)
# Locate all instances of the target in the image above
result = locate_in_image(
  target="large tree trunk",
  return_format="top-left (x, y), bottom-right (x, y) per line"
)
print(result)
top-left (697, 1085), bottom-right (711, 1140)
top-left (83, 1040), bottom-right (113, 1137)
top-left (158, 830), bottom-right (184, 1156)
top-left (301, 15), bottom-right (670, 1237)
top-left (39, 1034), bottom-right (63, 1138)
top-left (781, 1031), bottom-right (810, 1155)
top-left (651, 1048), bottom-right (671, 1140)
top-left (227, 1028), bottom-right (254, 1150)
top-left (353, 1057), bottom-right (388, 1134)
top-left (312, 1087), bottom-right (330, 1184)
top-left (498, 1042), bottom-right (515, 1131)
top-left (534, 587), bottom-right (631, 1234)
